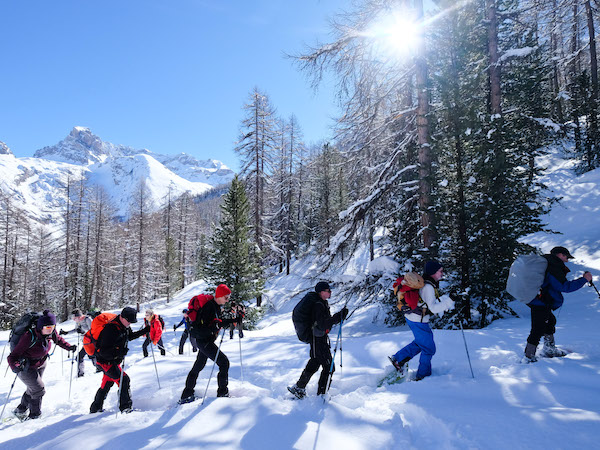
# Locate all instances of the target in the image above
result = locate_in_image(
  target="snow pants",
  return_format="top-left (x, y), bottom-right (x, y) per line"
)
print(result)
top-left (527, 305), bottom-right (556, 346)
top-left (16, 360), bottom-right (46, 416)
top-left (77, 346), bottom-right (97, 376)
top-left (90, 361), bottom-right (131, 413)
top-left (296, 336), bottom-right (333, 395)
top-left (393, 319), bottom-right (436, 380)
top-left (179, 329), bottom-right (198, 354)
top-left (142, 337), bottom-right (165, 357)
top-left (181, 339), bottom-right (230, 399)
top-left (230, 322), bottom-right (243, 339)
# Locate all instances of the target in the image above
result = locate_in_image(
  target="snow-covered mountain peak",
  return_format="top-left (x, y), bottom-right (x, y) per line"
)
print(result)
top-left (0, 141), bottom-right (13, 156)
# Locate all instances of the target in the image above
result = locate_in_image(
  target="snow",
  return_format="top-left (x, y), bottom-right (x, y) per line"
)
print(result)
top-left (1, 150), bottom-right (600, 448)
top-left (498, 46), bottom-right (537, 63)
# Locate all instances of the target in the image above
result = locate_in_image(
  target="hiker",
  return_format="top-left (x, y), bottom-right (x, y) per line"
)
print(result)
top-left (142, 309), bottom-right (166, 357)
top-left (287, 282), bottom-right (348, 399)
top-left (89, 306), bottom-right (150, 413)
top-left (524, 246), bottom-right (593, 362)
top-left (8, 310), bottom-right (77, 420)
top-left (174, 309), bottom-right (198, 354)
top-left (229, 303), bottom-right (245, 339)
top-left (179, 284), bottom-right (240, 402)
top-left (59, 309), bottom-right (99, 376)
top-left (388, 260), bottom-right (454, 381)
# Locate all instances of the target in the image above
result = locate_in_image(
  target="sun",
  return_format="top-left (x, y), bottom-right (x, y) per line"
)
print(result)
top-left (366, 10), bottom-right (421, 57)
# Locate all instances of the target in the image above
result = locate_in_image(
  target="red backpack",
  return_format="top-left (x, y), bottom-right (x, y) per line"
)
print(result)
top-left (393, 273), bottom-right (425, 311)
top-left (83, 313), bottom-right (117, 356)
top-left (187, 294), bottom-right (214, 323)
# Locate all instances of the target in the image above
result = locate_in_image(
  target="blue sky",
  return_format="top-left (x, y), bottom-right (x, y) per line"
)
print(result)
top-left (0, 0), bottom-right (346, 171)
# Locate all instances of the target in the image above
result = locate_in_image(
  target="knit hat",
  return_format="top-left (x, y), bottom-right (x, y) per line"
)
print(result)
top-left (120, 306), bottom-right (138, 323)
top-left (37, 310), bottom-right (57, 329)
top-left (315, 281), bottom-right (331, 293)
top-left (215, 284), bottom-right (231, 298)
top-left (71, 309), bottom-right (83, 317)
top-left (550, 246), bottom-right (574, 259)
top-left (424, 260), bottom-right (443, 276)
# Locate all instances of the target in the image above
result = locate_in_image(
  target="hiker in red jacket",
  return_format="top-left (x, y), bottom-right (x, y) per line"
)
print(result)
top-left (8, 310), bottom-right (76, 420)
top-left (142, 309), bottom-right (166, 357)
top-left (179, 284), bottom-right (240, 403)
top-left (90, 307), bottom-right (149, 413)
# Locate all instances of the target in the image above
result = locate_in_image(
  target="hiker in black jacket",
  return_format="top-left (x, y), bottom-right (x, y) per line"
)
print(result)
top-left (288, 282), bottom-right (348, 399)
top-left (90, 307), bottom-right (150, 413)
top-left (179, 284), bottom-right (240, 403)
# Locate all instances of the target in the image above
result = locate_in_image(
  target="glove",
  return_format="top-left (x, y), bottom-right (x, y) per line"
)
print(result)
top-left (59, 329), bottom-right (67, 335)
top-left (152, 340), bottom-right (158, 345)
top-left (11, 362), bottom-right (23, 374)
top-left (340, 307), bottom-right (349, 321)
top-left (173, 325), bottom-right (177, 331)
top-left (69, 345), bottom-right (77, 352)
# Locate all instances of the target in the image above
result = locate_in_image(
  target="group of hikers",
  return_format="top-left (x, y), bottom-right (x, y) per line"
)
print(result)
top-left (4, 245), bottom-right (595, 418)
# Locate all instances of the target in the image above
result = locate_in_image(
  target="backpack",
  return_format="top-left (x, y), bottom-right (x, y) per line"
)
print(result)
top-left (292, 293), bottom-right (318, 343)
top-left (82, 312), bottom-right (117, 356)
top-left (9, 312), bottom-right (42, 351)
top-left (187, 294), bottom-right (214, 324)
top-left (393, 272), bottom-right (425, 312)
top-left (158, 315), bottom-right (165, 330)
top-left (506, 254), bottom-right (548, 303)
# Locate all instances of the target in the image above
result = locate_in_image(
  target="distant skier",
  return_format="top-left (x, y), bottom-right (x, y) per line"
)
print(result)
top-left (59, 309), bottom-right (99, 377)
top-left (524, 246), bottom-right (593, 362)
top-left (174, 309), bottom-right (198, 354)
top-left (287, 282), bottom-right (348, 399)
top-left (229, 303), bottom-right (245, 339)
top-left (8, 310), bottom-right (77, 420)
top-left (388, 260), bottom-right (454, 381)
top-left (179, 284), bottom-right (240, 402)
top-left (142, 309), bottom-right (166, 357)
top-left (89, 307), bottom-right (149, 413)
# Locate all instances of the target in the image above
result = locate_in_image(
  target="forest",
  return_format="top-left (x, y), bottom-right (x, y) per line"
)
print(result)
top-left (1, 0), bottom-right (599, 328)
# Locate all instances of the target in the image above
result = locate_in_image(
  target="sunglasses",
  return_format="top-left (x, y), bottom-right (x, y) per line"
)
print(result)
top-left (42, 325), bottom-right (55, 331)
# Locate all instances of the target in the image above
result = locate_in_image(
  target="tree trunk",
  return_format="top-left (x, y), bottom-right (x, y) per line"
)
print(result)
top-left (486, 0), bottom-right (502, 116)
top-left (415, 0), bottom-right (434, 249)
top-left (585, 0), bottom-right (598, 170)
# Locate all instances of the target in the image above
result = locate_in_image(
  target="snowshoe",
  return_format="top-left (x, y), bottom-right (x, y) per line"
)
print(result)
top-left (287, 385), bottom-right (306, 400)
top-left (378, 369), bottom-right (408, 387)
top-left (120, 408), bottom-right (139, 414)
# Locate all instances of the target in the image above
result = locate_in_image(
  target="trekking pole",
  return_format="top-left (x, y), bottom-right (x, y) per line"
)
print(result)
top-left (590, 281), bottom-right (600, 299)
top-left (150, 343), bottom-right (161, 389)
top-left (115, 357), bottom-right (126, 419)
top-left (0, 341), bottom-right (8, 368)
top-left (61, 347), bottom-right (64, 376)
top-left (0, 372), bottom-right (19, 422)
top-left (324, 319), bottom-right (343, 402)
top-left (68, 347), bottom-right (76, 399)
top-left (458, 319), bottom-right (475, 379)
top-left (200, 328), bottom-right (226, 406)
top-left (238, 323), bottom-right (244, 384)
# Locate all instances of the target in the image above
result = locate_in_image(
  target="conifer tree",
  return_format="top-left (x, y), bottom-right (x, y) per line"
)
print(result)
top-left (204, 176), bottom-right (264, 307)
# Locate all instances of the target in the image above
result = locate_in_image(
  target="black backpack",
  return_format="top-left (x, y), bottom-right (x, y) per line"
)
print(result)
top-left (9, 312), bottom-right (42, 351)
top-left (292, 293), bottom-right (318, 343)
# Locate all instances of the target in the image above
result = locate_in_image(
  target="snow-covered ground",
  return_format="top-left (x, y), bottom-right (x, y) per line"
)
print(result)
top-left (1, 152), bottom-right (599, 449)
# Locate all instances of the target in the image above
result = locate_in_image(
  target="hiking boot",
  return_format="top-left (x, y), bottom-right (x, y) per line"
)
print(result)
top-left (217, 389), bottom-right (229, 398)
top-left (388, 356), bottom-right (409, 376)
top-left (540, 334), bottom-right (567, 358)
top-left (287, 385), bottom-right (306, 400)
top-left (77, 372), bottom-right (84, 378)
top-left (524, 343), bottom-right (538, 363)
top-left (178, 395), bottom-right (197, 405)
top-left (25, 412), bottom-right (41, 420)
top-left (13, 407), bottom-right (28, 420)
top-left (121, 408), bottom-right (135, 414)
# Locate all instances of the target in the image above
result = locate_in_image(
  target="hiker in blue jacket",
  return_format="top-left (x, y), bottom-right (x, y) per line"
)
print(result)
top-left (174, 309), bottom-right (198, 354)
top-left (524, 246), bottom-right (592, 362)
